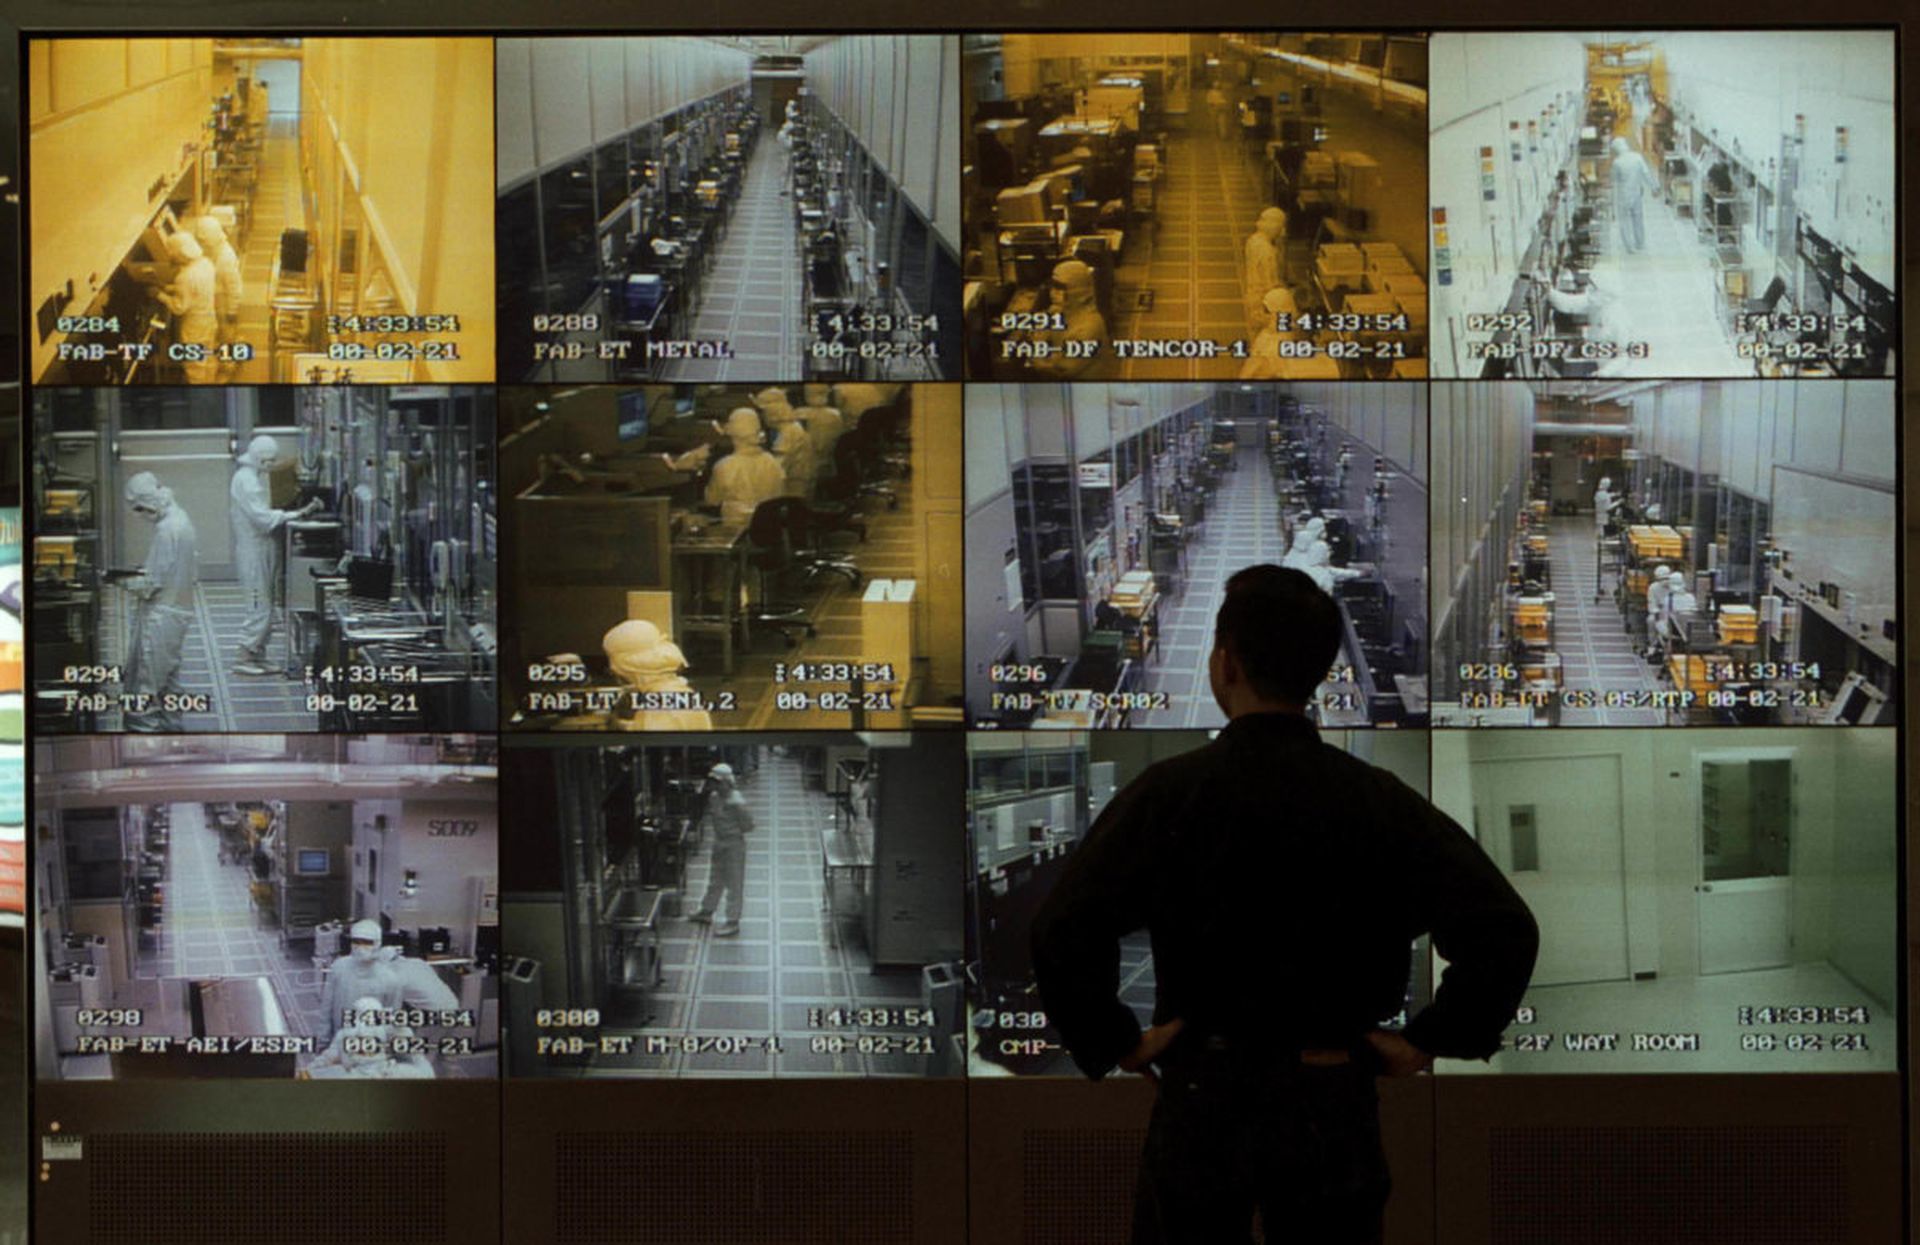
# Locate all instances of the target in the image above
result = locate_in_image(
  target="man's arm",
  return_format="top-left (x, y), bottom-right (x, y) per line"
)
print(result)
top-left (1029, 777), bottom-right (1161, 1079)
top-left (231, 476), bottom-right (288, 534)
top-left (138, 525), bottom-right (178, 600)
top-left (1390, 780), bottom-right (1540, 1061)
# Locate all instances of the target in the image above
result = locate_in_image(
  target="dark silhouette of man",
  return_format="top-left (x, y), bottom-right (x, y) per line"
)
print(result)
top-left (1032, 565), bottom-right (1539, 1244)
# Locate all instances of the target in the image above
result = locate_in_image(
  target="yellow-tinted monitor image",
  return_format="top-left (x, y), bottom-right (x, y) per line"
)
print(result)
top-left (500, 382), bottom-right (963, 731)
top-left (29, 37), bottom-right (496, 385)
top-left (962, 34), bottom-right (1428, 381)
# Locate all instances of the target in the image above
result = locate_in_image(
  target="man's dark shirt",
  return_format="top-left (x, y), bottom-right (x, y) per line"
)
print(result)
top-left (1030, 713), bottom-right (1539, 1079)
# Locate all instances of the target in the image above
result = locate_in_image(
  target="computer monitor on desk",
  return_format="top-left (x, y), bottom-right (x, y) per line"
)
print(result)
top-left (617, 390), bottom-right (649, 443)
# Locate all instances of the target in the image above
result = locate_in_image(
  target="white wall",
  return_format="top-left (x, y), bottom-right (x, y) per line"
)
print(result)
top-left (496, 37), bottom-right (753, 188)
top-left (965, 384), bottom-right (1012, 512)
top-left (353, 797), bottom-right (498, 955)
top-left (1428, 33), bottom-right (1586, 372)
top-left (1068, 385), bottom-right (1112, 457)
top-left (1660, 32), bottom-right (1893, 289)
top-left (1429, 381), bottom-right (1534, 654)
top-left (1640, 379), bottom-right (1895, 617)
top-left (1288, 381), bottom-right (1427, 482)
top-left (804, 36), bottom-right (959, 252)
top-left (1827, 730), bottom-right (1895, 1006)
top-left (251, 58), bottom-right (301, 118)
top-left (1453, 731), bottom-right (1661, 980)
top-left (1354, 730), bottom-right (1430, 798)
top-left (1447, 728), bottom-right (1892, 992)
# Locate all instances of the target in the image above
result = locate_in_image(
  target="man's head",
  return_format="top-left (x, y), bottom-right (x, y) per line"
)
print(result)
top-left (1256, 206), bottom-right (1286, 241)
top-left (165, 232), bottom-right (204, 264)
top-left (242, 433), bottom-right (281, 470)
top-left (124, 471), bottom-right (172, 522)
top-left (1209, 565), bottom-right (1342, 718)
top-left (604, 619), bottom-right (689, 684)
top-left (348, 918), bottom-right (383, 965)
top-left (193, 215), bottom-right (228, 252)
top-left (708, 762), bottom-right (735, 788)
top-left (1050, 260), bottom-right (1094, 308)
top-left (724, 408), bottom-right (764, 450)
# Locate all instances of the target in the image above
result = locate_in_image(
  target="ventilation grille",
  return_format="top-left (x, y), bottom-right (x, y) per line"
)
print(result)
top-left (555, 1132), bottom-right (913, 1243)
top-left (88, 1133), bottom-right (446, 1244)
top-left (1020, 1129), bottom-right (1145, 1245)
top-left (1490, 1126), bottom-right (1847, 1244)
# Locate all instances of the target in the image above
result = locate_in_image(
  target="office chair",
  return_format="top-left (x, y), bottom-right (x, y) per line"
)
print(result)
top-left (815, 440), bottom-right (876, 536)
top-left (840, 423), bottom-right (898, 510)
top-left (744, 499), bottom-right (817, 646)
top-left (782, 498), bottom-right (861, 589)
top-left (865, 399), bottom-right (914, 480)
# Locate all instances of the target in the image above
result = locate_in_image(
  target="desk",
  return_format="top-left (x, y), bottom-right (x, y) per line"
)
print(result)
top-left (1039, 116), bottom-right (1123, 142)
top-left (821, 827), bottom-right (873, 950)
top-left (671, 516), bottom-right (751, 675)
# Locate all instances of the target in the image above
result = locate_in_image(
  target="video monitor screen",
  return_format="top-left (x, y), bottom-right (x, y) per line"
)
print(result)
top-left (500, 383), bottom-right (962, 731)
top-left (964, 34), bottom-right (1428, 382)
top-left (33, 734), bottom-right (500, 1081)
top-left (29, 37), bottom-right (497, 386)
top-left (1428, 31), bottom-right (1894, 379)
top-left (501, 733), bottom-right (964, 1078)
top-left (30, 386), bottom-right (499, 735)
top-left (1430, 380), bottom-right (1895, 727)
top-left (966, 729), bottom-right (1431, 1076)
top-left (1432, 727), bottom-right (1896, 1073)
top-left (965, 382), bottom-right (1427, 730)
top-left (1, 506), bottom-right (18, 838)
top-left (498, 35), bottom-right (962, 382)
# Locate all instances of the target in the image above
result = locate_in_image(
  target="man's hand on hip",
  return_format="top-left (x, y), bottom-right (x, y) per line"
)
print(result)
top-left (1118, 1018), bottom-right (1185, 1083)
top-left (1364, 1030), bottom-right (1433, 1077)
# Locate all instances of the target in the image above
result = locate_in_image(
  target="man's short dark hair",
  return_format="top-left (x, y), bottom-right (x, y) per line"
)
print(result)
top-left (1213, 565), bottom-right (1343, 704)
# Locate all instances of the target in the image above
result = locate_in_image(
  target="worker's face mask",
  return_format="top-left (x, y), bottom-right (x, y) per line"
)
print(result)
top-left (351, 943), bottom-right (378, 965)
